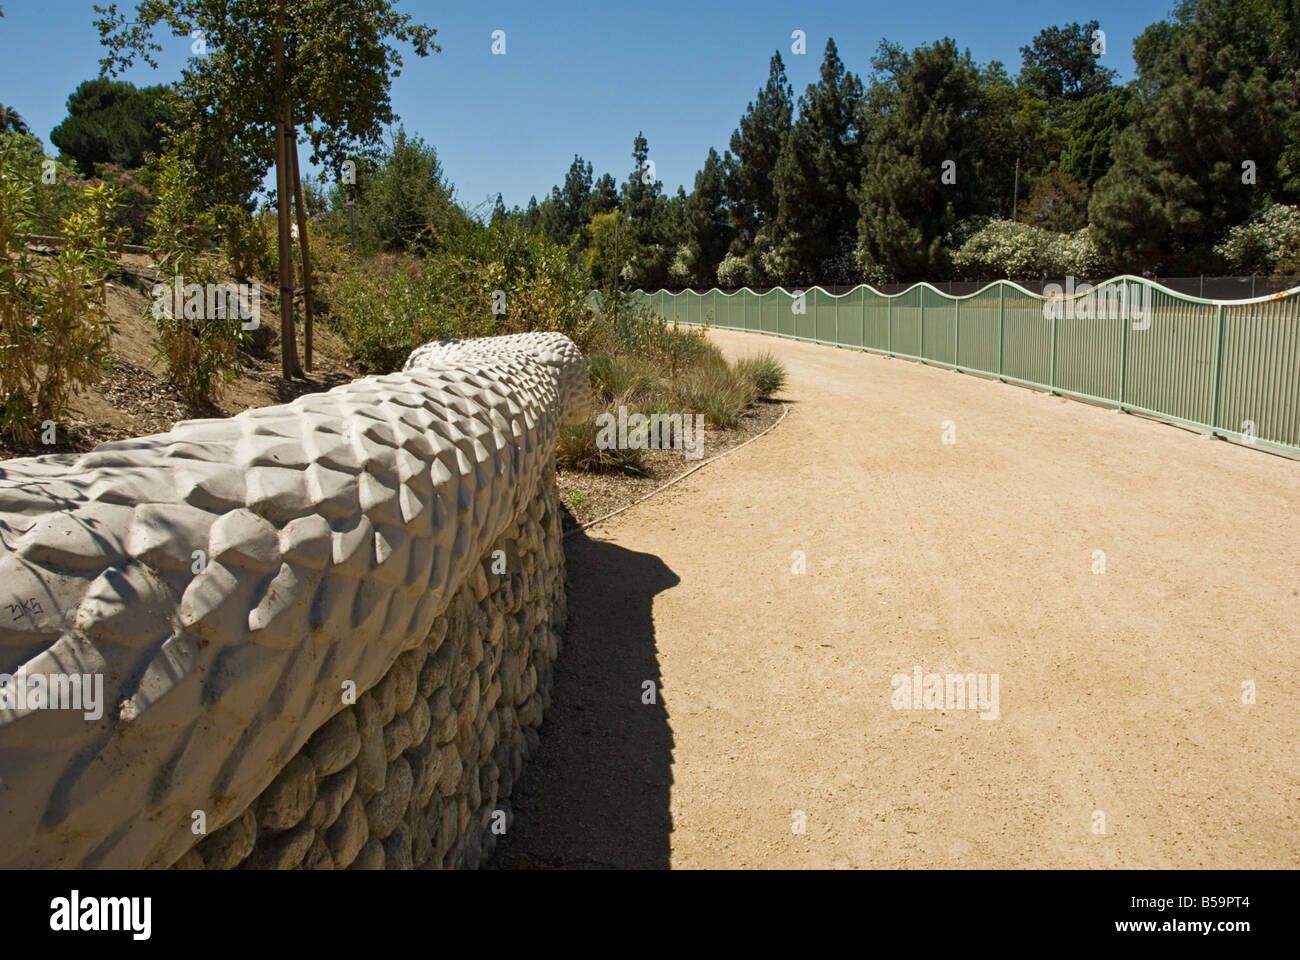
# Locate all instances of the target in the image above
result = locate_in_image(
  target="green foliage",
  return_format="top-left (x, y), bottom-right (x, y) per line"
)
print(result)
top-left (1018, 21), bottom-right (1117, 102)
top-left (0, 140), bottom-right (120, 441)
top-left (735, 352), bottom-right (787, 399)
top-left (771, 39), bottom-right (864, 283)
top-left (855, 39), bottom-right (1013, 281)
top-left (323, 216), bottom-right (596, 372)
top-left (49, 79), bottom-right (176, 176)
top-left (1089, 0), bottom-right (1297, 271)
top-left (146, 151), bottom-right (248, 403)
top-left (677, 148), bottom-right (734, 286)
top-left (1214, 204), bottom-right (1300, 274)
top-left (1057, 87), bottom-right (1132, 184)
top-left (322, 127), bottom-right (468, 254)
top-left (727, 52), bottom-right (794, 243)
top-left (0, 103), bottom-right (28, 135)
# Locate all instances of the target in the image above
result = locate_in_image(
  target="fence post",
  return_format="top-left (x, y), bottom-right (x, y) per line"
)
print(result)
top-left (998, 283), bottom-right (1005, 380)
top-left (1049, 310), bottom-right (1058, 392)
top-left (1118, 297), bottom-right (1129, 409)
top-left (860, 288), bottom-right (866, 350)
top-left (1210, 302), bottom-right (1226, 435)
top-left (887, 295), bottom-right (893, 356)
top-left (920, 288), bottom-right (926, 360)
top-left (834, 292), bottom-right (839, 345)
top-left (954, 296), bottom-right (960, 370)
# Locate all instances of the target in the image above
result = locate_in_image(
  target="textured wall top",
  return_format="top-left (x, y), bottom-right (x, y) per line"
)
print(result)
top-left (0, 331), bottom-right (589, 869)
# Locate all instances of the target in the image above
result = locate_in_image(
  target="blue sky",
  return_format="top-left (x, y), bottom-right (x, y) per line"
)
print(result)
top-left (1, 0), bottom-right (1171, 212)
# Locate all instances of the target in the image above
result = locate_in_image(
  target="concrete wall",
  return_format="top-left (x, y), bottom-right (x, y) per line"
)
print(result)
top-left (0, 331), bottom-right (588, 869)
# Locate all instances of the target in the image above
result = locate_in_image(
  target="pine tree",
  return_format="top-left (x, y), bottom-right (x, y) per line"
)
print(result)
top-left (854, 39), bottom-right (1008, 281)
top-left (771, 39), bottom-right (865, 283)
top-left (1089, 0), bottom-right (1296, 270)
top-left (726, 52), bottom-right (794, 243)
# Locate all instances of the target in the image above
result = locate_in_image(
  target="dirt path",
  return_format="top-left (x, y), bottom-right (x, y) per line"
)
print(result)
top-left (494, 328), bottom-right (1300, 869)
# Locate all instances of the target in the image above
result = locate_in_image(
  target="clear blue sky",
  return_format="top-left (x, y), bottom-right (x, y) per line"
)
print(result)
top-left (1, 0), bottom-right (1169, 212)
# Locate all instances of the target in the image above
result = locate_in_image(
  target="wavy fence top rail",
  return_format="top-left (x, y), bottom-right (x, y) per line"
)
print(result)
top-left (0, 331), bottom-right (590, 869)
top-left (635, 275), bottom-right (1300, 306)
top-left (625, 276), bottom-right (1300, 454)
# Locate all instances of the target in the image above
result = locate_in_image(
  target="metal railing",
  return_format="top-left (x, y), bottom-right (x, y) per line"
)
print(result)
top-left (624, 278), bottom-right (1300, 455)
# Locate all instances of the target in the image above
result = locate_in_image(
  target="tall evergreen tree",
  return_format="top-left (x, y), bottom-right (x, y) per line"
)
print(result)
top-left (770, 38), bottom-right (865, 283)
top-left (540, 154), bottom-right (593, 245)
top-left (855, 39), bottom-right (1010, 281)
top-left (679, 147), bottom-right (734, 285)
top-left (1018, 21), bottom-right (1117, 102)
top-left (50, 79), bottom-right (176, 175)
top-left (1089, 0), bottom-right (1297, 270)
top-left (726, 52), bottom-right (793, 243)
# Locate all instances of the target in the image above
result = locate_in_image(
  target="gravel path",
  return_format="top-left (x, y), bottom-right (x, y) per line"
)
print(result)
top-left (494, 327), bottom-right (1300, 869)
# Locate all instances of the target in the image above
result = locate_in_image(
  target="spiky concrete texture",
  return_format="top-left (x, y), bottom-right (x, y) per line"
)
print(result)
top-left (0, 332), bottom-right (589, 868)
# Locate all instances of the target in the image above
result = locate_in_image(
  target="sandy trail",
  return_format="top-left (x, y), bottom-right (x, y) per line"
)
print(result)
top-left (494, 327), bottom-right (1300, 869)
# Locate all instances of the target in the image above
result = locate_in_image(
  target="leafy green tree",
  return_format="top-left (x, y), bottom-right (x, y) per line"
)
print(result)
top-left (490, 193), bottom-right (506, 225)
top-left (50, 79), bottom-right (176, 175)
top-left (726, 52), bottom-right (793, 243)
top-left (619, 132), bottom-right (673, 288)
top-left (323, 127), bottom-right (464, 253)
top-left (677, 147), bottom-right (734, 285)
top-left (1089, 0), bottom-right (1296, 271)
top-left (95, 0), bottom-right (438, 377)
top-left (1057, 87), bottom-right (1132, 184)
top-left (770, 38), bottom-right (865, 283)
top-left (0, 103), bottom-right (28, 135)
top-left (1018, 20), bottom-right (1116, 102)
top-left (855, 39), bottom-right (1009, 281)
top-left (540, 154), bottom-right (593, 246)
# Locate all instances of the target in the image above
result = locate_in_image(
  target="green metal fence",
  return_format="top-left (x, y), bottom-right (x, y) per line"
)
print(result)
top-left (620, 278), bottom-right (1300, 455)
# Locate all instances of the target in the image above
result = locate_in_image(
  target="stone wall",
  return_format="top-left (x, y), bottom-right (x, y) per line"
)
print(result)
top-left (176, 470), bottom-right (563, 869)
top-left (0, 331), bottom-right (588, 869)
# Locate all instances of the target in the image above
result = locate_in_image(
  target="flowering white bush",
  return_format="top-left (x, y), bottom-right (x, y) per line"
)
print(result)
top-left (716, 251), bottom-right (755, 289)
top-left (1214, 205), bottom-right (1300, 275)
top-left (952, 220), bottom-right (1050, 279)
top-left (1047, 226), bottom-right (1106, 279)
top-left (954, 221), bottom-right (1108, 280)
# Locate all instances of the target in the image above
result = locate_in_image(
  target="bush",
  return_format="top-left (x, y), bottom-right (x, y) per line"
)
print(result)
top-left (735, 351), bottom-right (787, 399)
top-left (0, 139), bottom-right (120, 442)
top-left (556, 417), bottom-right (647, 474)
top-left (321, 217), bottom-right (597, 372)
top-left (1214, 205), bottom-right (1300, 276)
top-left (146, 151), bottom-right (248, 404)
top-left (952, 220), bottom-right (1050, 279)
top-left (670, 350), bottom-right (755, 429)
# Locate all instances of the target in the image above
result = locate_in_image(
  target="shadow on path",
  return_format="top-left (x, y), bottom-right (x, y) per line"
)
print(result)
top-left (490, 524), bottom-right (678, 869)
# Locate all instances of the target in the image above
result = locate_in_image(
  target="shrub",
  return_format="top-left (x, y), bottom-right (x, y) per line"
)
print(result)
top-left (735, 351), bottom-right (787, 398)
top-left (146, 151), bottom-right (248, 404)
top-left (556, 417), bottom-right (646, 474)
top-left (1214, 205), bottom-right (1300, 276)
top-left (952, 220), bottom-right (1050, 279)
top-left (0, 139), bottom-right (120, 442)
top-left (670, 353), bottom-right (755, 429)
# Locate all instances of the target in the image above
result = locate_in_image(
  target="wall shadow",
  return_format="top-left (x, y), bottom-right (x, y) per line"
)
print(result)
top-left (490, 522), bottom-right (678, 869)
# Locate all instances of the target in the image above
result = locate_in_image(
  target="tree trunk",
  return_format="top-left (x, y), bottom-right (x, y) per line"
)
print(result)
top-left (272, 0), bottom-right (301, 379)
top-left (289, 129), bottom-right (314, 372)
